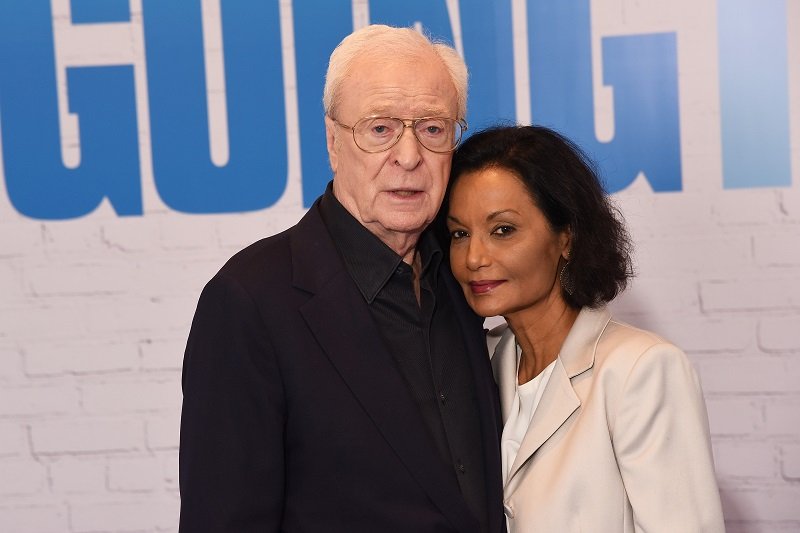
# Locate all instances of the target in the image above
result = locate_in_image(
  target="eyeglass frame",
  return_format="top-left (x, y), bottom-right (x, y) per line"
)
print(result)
top-left (329, 115), bottom-right (468, 154)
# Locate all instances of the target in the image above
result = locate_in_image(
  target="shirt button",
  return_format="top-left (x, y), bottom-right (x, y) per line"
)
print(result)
top-left (439, 392), bottom-right (446, 404)
top-left (457, 462), bottom-right (466, 474)
top-left (503, 502), bottom-right (514, 519)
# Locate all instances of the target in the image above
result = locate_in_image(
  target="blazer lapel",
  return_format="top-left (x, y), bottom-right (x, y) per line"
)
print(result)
top-left (491, 327), bottom-right (519, 425)
top-left (500, 307), bottom-right (613, 492)
top-left (505, 359), bottom-right (580, 490)
top-left (290, 207), bottom-right (478, 533)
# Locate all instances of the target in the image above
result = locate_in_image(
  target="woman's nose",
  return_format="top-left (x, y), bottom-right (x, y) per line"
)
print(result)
top-left (465, 237), bottom-right (489, 270)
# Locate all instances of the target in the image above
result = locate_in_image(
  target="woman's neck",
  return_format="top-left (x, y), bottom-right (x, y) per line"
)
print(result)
top-left (506, 299), bottom-right (579, 384)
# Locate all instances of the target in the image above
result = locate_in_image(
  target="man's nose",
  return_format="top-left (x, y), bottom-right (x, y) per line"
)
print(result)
top-left (392, 125), bottom-right (423, 169)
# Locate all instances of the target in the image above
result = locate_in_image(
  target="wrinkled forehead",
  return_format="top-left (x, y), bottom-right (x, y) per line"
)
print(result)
top-left (337, 52), bottom-right (458, 119)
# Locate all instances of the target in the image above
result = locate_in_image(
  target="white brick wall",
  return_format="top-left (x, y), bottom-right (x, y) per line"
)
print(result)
top-left (0, 506), bottom-right (69, 533)
top-left (0, 0), bottom-right (798, 531)
top-left (49, 457), bottom-right (107, 494)
top-left (782, 444), bottom-right (800, 479)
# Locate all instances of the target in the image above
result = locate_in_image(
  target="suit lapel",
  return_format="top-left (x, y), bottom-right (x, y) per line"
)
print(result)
top-left (290, 206), bottom-right (478, 533)
top-left (505, 359), bottom-right (580, 490)
top-left (497, 307), bottom-right (613, 492)
top-left (492, 329), bottom-right (519, 425)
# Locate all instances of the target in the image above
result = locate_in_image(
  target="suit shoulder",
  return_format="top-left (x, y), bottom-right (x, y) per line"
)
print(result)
top-left (207, 225), bottom-right (298, 296)
top-left (222, 228), bottom-right (291, 270)
top-left (595, 317), bottom-right (686, 371)
top-left (603, 318), bottom-right (668, 348)
top-left (589, 318), bottom-right (700, 427)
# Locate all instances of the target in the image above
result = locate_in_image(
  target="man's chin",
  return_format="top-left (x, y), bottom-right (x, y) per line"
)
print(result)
top-left (378, 218), bottom-right (431, 235)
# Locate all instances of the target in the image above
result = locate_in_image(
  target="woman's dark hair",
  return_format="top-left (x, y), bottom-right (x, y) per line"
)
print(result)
top-left (443, 124), bottom-right (633, 309)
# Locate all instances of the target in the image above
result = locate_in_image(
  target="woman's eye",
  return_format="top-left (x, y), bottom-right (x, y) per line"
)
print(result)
top-left (450, 229), bottom-right (468, 240)
top-left (493, 225), bottom-right (515, 236)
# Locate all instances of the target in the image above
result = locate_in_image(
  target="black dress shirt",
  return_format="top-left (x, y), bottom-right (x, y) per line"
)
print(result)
top-left (318, 184), bottom-right (489, 532)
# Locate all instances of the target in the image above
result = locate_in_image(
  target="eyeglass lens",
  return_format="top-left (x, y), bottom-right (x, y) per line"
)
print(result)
top-left (353, 117), bottom-right (462, 153)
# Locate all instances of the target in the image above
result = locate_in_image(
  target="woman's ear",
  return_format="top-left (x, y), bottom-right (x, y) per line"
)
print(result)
top-left (560, 226), bottom-right (572, 260)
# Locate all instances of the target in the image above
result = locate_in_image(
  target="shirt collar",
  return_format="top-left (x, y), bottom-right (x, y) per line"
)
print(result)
top-left (318, 182), bottom-right (443, 303)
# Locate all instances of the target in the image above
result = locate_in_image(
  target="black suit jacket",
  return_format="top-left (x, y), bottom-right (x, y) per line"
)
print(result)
top-left (179, 199), bottom-right (505, 532)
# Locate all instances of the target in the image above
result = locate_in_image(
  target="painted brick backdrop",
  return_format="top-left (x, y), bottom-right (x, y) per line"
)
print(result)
top-left (1, 0), bottom-right (799, 532)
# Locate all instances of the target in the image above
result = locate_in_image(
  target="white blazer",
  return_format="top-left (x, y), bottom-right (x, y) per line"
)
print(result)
top-left (490, 306), bottom-right (725, 533)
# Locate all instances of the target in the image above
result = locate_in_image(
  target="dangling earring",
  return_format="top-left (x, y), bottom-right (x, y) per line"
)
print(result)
top-left (559, 252), bottom-right (574, 296)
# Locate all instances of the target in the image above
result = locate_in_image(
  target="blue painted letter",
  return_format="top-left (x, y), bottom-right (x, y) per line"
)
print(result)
top-left (719, 0), bottom-right (791, 188)
top-left (293, 1), bottom-right (353, 207)
top-left (142, 0), bottom-right (287, 213)
top-left (527, 0), bottom-right (682, 192)
top-left (0, 1), bottom-right (141, 219)
top-left (459, 0), bottom-right (516, 131)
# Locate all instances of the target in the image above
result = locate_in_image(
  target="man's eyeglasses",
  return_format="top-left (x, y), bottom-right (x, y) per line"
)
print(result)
top-left (331, 116), bottom-right (467, 154)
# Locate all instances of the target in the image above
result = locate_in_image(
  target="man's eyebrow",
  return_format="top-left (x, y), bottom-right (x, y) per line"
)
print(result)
top-left (363, 106), bottom-right (451, 117)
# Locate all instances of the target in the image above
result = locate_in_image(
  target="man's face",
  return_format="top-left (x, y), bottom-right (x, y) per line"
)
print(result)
top-left (325, 51), bottom-right (459, 246)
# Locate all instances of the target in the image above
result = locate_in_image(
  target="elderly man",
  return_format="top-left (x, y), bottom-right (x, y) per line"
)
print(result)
top-left (179, 24), bottom-right (503, 533)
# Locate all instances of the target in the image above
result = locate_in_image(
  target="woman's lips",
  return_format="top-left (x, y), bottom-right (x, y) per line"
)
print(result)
top-left (468, 280), bottom-right (505, 295)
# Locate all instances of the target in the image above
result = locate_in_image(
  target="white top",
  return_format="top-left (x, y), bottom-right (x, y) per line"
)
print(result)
top-left (500, 345), bottom-right (556, 484)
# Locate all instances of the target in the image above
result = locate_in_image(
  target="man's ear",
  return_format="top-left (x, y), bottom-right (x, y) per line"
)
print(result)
top-left (325, 116), bottom-right (338, 173)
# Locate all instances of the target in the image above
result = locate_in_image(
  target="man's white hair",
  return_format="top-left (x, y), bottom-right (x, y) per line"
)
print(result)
top-left (323, 24), bottom-right (468, 120)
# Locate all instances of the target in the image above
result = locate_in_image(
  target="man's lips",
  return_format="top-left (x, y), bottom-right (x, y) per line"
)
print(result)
top-left (387, 189), bottom-right (424, 198)
top-left (468, 280), bottom-right (505, 294)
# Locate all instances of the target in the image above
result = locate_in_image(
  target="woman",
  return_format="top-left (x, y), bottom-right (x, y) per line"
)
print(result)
top-left (445, 125), bottom-right (724, 532)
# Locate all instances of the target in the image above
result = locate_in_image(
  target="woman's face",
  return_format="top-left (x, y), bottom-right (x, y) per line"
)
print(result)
top-left (447, 167), bottom-right (570, 319)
